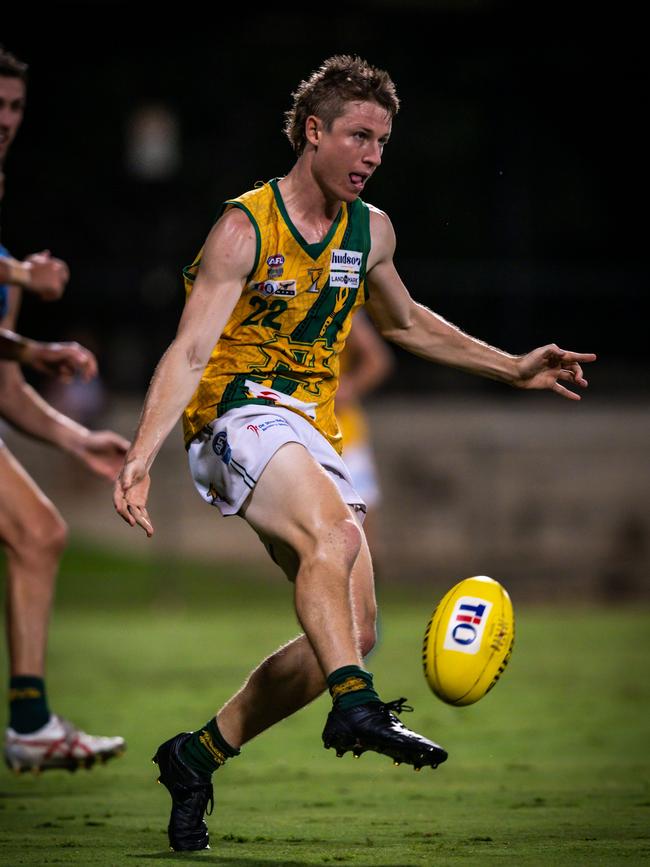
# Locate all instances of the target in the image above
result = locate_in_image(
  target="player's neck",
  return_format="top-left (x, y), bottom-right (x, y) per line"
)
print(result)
top-left (278, 162), bottom-right (341, 244)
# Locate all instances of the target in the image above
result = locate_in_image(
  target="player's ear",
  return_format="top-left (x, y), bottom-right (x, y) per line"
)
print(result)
top-left (305, 115), bottom-right (322, 148)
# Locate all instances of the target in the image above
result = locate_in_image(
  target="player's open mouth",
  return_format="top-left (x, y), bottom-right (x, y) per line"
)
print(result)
top-left (349, 173), bottom-right (367, 190)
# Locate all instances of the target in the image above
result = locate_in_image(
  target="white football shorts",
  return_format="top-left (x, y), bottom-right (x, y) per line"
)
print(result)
top-left (188, 405), bottom-right (366, 517)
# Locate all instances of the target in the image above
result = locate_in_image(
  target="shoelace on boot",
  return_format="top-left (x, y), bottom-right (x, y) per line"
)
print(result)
top-left (382, 698), bottom-right (414, 716)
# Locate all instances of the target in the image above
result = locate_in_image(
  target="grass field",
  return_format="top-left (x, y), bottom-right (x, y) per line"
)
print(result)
top-left (1, 542), bottom-right (649, 866)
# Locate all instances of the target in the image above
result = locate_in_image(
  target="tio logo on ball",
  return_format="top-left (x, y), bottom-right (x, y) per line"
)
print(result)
top-left (443, 597), bottom-right (493, 655)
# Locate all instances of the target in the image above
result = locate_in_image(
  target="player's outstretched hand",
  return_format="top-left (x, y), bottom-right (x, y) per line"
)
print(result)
top-left (514, 344), bottom-right (597, 400)
top-left (23, 340), bottom-right (98, 382)
top-left (74, 430), bottom-right (130, 481)
top-left (113, 457), bottom-right (154, 537)
top-left (23, 251), bottom-right (70, 300)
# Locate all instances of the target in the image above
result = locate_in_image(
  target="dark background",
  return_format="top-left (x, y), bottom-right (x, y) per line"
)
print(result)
top-left (2, 3), bottom-right (646, 397)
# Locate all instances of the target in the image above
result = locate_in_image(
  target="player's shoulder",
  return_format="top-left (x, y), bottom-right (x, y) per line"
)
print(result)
top-left (363, 201), bottom-right (393, 230)
top-left (212, 205), bottom-right (257, 240)
top-left (203, 207), bottom-right (258, 273)
top-left (225, 179), bottom-right (274, 210)
top-left (363, 201), bottom-right (396, 251)
top-left (364, 201), bottom-right (388, 219)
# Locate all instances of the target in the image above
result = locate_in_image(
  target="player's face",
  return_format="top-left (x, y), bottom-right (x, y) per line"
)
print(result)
top-left (0, 76), bottom-right (26, 163)
top-left (310, 100), bottom-right (392, 202)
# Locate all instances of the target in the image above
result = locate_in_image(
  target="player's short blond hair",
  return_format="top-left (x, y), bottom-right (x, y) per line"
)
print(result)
top-left (284, 55), bottom-right (399, 156)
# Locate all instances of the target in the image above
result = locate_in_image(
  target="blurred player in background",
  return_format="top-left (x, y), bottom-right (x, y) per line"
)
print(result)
top-left (337, 310), bottom-right (393, 564)
top-left (114, 55), bottom-right (595, 851)
top-left (0, 46), bottom-right (127, 773)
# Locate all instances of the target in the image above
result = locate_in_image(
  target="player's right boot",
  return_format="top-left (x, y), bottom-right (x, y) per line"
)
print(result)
top-left (152, 732), bottom-right (214, 852)
top-left (322, 697), bottom-right (448, 771)
top-left (4, 714), bottom-right (126, 773)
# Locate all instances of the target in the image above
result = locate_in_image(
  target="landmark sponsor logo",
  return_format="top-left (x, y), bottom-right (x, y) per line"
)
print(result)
top-left (330, 271), bottom-right (360, 289)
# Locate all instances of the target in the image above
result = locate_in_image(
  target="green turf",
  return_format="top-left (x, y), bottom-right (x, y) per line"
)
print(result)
top-left (1, 542), bottom-right (649, 865)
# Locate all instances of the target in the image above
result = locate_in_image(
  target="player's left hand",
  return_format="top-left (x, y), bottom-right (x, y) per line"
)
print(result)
top-left (75, 430), bottom-right (130, 481)
top-left (514, 344), bottom-right (597, 400)
top-left (23, 340), bottom-right (98, 382)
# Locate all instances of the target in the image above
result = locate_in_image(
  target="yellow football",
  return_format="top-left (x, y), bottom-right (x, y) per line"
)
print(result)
top-left (422, 575), bottom-right (514, 706)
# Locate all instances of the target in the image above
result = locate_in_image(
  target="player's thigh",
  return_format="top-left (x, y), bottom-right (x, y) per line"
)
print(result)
top-left (0, 445), bottom-right (66, 553)
top-left (240, 441), bottom-right (361, 571)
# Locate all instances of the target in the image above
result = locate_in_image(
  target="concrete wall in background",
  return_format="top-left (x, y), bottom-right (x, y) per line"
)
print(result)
top-left (1, 398), bottom-right (648, 600)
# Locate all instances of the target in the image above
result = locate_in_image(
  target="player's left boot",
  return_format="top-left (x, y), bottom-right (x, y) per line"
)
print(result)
top-left (152, 732), bottom-right (214, 852)
top-left (322, 697), bottom-right (448, 770)
top-left (4, 714), bottom-right (126, 774)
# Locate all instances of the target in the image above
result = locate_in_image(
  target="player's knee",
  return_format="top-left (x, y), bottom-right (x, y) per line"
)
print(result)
top-left (296, 515), bottom-right (362, 583)
top-left (21, 512), bottom-right (68, 563)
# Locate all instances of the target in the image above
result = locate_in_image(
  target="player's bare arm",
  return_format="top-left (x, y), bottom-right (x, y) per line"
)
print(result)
top-left (365, 209), bottom-right (596, 400)
top-left (0, 359), bottom-right (128, 479)
top-left (113, 207), bottom-right (257, 536)
top-left (1, 287), bottom-right (125, 477)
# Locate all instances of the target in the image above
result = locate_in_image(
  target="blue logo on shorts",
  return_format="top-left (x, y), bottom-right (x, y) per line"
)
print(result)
top-left (212, 430), bottom-right (232, 464)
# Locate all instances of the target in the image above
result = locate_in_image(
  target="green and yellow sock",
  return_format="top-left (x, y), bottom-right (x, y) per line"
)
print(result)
top-left (9, 675), bottom-right (50, 733)
top-left (327, 665), bottom-right (380, 711)
top-left (181, 718), bottom-right (240, 775)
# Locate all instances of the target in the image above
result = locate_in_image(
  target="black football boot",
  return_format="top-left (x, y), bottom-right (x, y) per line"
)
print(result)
top-left (322, 698), bottom-right (448, 771)
top-left (152, 732), bottom-right (214, 851)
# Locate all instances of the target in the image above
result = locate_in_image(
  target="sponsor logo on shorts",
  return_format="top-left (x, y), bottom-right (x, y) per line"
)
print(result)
top-left (330, 271), bottom-right (360, 289)
top-left (260, 417), bottom-right (290, 431)
top-left (212, 430), bottom-right (232, 464)
top-left (246, 418), bottom-right (290, 436)
top-left (442, 597), bottom-right (492, 655)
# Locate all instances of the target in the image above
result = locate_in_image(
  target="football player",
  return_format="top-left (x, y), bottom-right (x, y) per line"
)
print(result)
top-left (114, 55), bottom-right (596, 851)
top-left (1, 46), bottom-right (127, 773)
